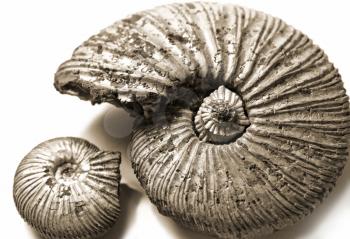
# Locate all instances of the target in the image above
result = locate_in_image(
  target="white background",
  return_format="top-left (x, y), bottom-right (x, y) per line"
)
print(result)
top-left (1, 0), bottom-right (349, 238)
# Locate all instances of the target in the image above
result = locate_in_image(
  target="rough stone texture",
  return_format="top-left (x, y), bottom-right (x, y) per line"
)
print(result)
top-left (13, 137), bottom-right (121, 239)
top-left (54, 2), bottom-right (350, 239)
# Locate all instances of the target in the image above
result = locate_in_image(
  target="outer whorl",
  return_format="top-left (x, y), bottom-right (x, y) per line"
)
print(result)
top-left (54, 2), bottom-right (350, 239)
top-left (13, 137), bottom-right (121, 239)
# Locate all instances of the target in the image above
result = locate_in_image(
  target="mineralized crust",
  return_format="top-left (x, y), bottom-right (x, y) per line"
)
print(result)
top-left (54, 2), bottom-right (350, 239)
top-left (13, 137), bottom-right (121, 239)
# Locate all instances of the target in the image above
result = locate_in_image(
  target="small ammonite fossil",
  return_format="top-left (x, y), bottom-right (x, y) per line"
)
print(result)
top-left (13, 137), bottom-right (121, 239)
top-left (54, 2), bottom-right (350, 239)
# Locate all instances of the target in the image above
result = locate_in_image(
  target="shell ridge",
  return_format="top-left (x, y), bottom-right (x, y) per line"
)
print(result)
top-left (216, 145), bottom-right (254, 235)
top-left (228, 141), bottom-right (299, 223)
top-left (140, 12), bottom-right (193, 79)
top-left (72, 182), bottom-right (100, 235)
top-left (175, 138), bottom-right (200, 223)
top-left (230, 7), bottom-right (260, 89)
top-left (241, 135), bottom-right (320, 206)
top-left (249, 132), bottom-right (342, 177)
top-left (149, 5), bottom-right (202, 77)
top-left (237, 28), bottom-right (301, 99)
top-left (67, 184), bottom-right (91, 237)
top-left (227, 144), bottom-right (279, 231)
top-left (233, 13), bottom-right (270, 86)
top-left (220, 146), bottom-right (272, 230)
top-left (222, 5), bottom-right (241, 84)
top-left (163, 132), bottom-right (196, 216)
top-left (238, 15), bottom-right (283, 93)
top-left (247, 61), bottom-right (336, 107)
top-left (199, 2), bottom-right (224, 80)
top-left (215, 146), bottom-right (245, 238)
top-left (169, 4), bottom-right (208, 79)
top-left (243, 38), bottom-right (317, 101)
top-left (180, 3), bottom-right (215, 79)
top-left (210, 145), bottom-right (234, 236)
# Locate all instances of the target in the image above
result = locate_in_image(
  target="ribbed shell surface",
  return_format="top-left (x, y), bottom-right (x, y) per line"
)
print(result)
top-left (13, 137), bottom-right (121, 239)
top-left (54, 2), bottom-right (350, 239)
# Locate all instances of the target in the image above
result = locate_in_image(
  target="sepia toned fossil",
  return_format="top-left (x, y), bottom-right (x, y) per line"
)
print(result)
top-left (13, 137), bottom-right (121, 239)
top-left (54, 2), bottom-right (350, 239)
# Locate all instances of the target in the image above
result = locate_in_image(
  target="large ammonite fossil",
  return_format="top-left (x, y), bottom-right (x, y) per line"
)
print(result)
top-left (54, 2), bottom-right (350, 238)
top-left (13, 137), bottom-right (121, 239)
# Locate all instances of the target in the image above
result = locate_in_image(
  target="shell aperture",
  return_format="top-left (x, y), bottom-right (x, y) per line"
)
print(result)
top-left (54, 2), bottom-right (350, 239)
top-left (13, 137), bottom-right (121, 239)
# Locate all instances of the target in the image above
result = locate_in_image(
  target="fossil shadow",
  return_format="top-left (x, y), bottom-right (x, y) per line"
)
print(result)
top-left (99, 184), bottom-right (142, 239)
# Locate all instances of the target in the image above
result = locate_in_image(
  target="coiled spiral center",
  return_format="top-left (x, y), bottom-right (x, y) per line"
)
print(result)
top-left (194, 86), bottom-right (250, 144)
top-left (52, 150), bottom-right (90, 186)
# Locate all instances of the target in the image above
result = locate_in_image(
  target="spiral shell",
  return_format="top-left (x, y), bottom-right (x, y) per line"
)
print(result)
top-left (194, 85), bottom-right (250, 144)
top-left (54, 2), bottom-right (350, 239)
top-left (13, 137), bottom-right (121, 239)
